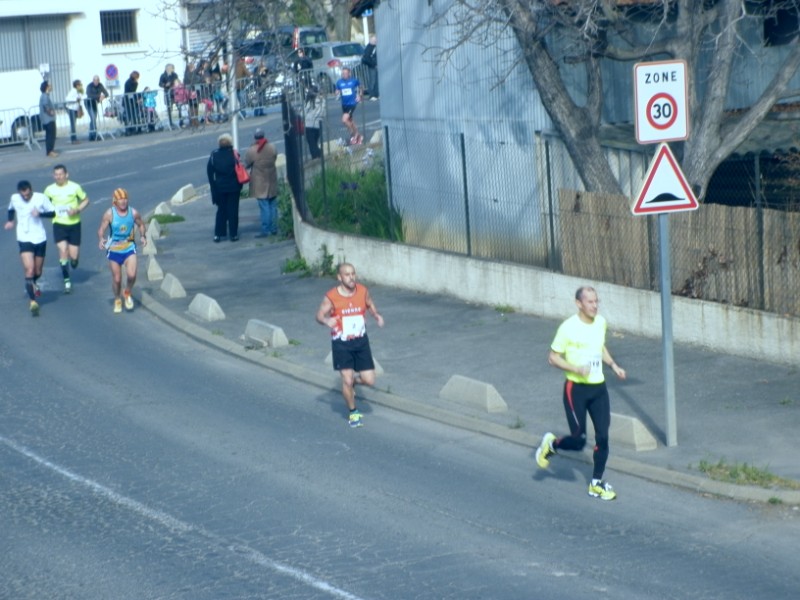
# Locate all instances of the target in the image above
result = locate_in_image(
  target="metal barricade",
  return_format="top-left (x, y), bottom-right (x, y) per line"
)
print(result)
top-left (0, 106), bottom-right (39, 150)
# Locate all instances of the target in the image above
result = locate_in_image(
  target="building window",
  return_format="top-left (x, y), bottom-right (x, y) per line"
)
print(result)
top-left (100, 10), bottom-right (138, 45)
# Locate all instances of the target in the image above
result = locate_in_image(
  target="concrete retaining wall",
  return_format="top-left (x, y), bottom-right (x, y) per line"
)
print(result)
top-left (293, 209), bottom-right (798, 366)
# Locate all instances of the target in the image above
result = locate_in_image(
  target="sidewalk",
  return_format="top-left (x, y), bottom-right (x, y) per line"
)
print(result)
top-left (138, 189), bottom-right (800, 505)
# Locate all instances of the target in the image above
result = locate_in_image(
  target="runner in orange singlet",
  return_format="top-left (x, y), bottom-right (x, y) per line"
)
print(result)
top-left (316, 262), bottom-right (384, 427)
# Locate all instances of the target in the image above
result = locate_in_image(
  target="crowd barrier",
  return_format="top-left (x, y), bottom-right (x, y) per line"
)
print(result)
top-left (2, 69), bottom-right (340, 152)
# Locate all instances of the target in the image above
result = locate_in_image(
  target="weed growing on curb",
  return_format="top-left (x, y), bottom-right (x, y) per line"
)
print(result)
top-left (694, 458), bottom-right (800, 490)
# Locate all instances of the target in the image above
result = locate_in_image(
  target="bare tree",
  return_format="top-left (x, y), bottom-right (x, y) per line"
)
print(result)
top-left (431, 0), bottom-right (800, 199)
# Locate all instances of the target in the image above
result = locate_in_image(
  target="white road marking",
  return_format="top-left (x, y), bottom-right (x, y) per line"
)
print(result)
top-left (83, 171), bottom-right (138, 185)
top-left (1, 434), bottom-right (368, 600)
top-left (153, 156), bottom-right (209, 169)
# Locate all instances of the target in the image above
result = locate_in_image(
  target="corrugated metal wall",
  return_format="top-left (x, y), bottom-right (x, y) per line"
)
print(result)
top-left (377, 1), bottom-right (800, 267)
top-left (0, 16), bottom-right (71, 105)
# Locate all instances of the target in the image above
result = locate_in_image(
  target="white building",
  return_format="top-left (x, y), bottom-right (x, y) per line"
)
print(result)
top-left (0, 1), bottom-right (187, 107)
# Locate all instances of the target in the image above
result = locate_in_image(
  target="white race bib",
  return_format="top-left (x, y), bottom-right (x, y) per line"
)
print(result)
top-left (587, 353), bottom-right (602, 379)
top-left (341, 314), bottom-right (365, 339)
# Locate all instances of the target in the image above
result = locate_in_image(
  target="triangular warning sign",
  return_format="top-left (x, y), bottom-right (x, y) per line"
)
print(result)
top-left (632, 143), bottom-right (699, 215)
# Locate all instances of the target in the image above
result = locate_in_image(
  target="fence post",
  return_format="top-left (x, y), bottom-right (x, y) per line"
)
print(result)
top-left (544, 137), bottom-right (560, 271)
top-left (754, 153), bottom-right (765, 310)
top-left (460, 133), bottom-right (472, 256)
top-left (384, 125), bottom-right (395, 241)
top-left (320, 118), bottom-right (328, 223)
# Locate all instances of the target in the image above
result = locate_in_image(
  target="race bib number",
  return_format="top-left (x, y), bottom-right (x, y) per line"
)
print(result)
top-left (341, 87), bottom-right (353, 97)
top-left (56, 206), bottom-right (70, 217)
top-left (341, 314), bottom-right (365, 339)
top-left (587, 353), bottom-right (602, 379)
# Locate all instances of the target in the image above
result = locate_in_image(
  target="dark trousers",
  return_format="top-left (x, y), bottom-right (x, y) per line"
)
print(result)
top-left (214, 191), bottom-right (240, 238)
top-left (43, 121), bottom-right (56, 154)
top-left (305, 127), bottom-right (322, 159)
top-left (557, 380), bottom-right (611, 480)
top-left (367, 67), bottom-right (379, 97)
top-left (85, 99), bottom-right (98, 140)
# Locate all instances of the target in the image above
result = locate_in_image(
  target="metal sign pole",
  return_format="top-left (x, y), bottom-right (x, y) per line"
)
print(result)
top-left (658, 213), bottom-right (678, 446)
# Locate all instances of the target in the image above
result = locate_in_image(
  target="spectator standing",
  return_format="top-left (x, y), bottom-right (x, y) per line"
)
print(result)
top-left (142, 87), bottom-right (158, 132)
top-left (292, 49), bottom-right (314, 88)
top-left (362, 35), bottom-right (379, 100)
top-left (84, 75), bottom-right (108, 142)
top-left (304, 85), bottom-right (325, 159)
top-left (206, 133), bottom-right (243, 242)
top-left (158, 63), bottom-right (180, 129)
top-left (234, 58), bottom-right (249, 113)
top-left (39, 81), bottom-right (58, 157)
top-left (315, 262), bottom-right (384, 428)
top-left (64, 79), bottom-right (84, 144)
top-left (182, 62), bottom-right (202, 127)
top-left (123, 71), bottom-right (141, 134)
top-left (335, 67), bottom-right (362, 145)
top-left (243, 128), bottom-right (278, 238)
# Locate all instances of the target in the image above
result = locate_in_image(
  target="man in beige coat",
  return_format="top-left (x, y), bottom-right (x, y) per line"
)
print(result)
top-left (244, 128), bottom-right (279, 238)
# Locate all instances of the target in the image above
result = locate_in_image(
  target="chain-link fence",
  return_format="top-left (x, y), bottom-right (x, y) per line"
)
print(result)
top-left (283, 112), bottom-right (800, 317)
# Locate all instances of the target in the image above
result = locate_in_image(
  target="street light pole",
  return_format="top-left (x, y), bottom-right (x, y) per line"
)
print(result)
top-left (227, 27), bottom-right (239, 149)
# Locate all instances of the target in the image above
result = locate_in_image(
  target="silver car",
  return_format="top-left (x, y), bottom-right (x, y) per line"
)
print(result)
top-left (288, 41), bottom-right (365, 93)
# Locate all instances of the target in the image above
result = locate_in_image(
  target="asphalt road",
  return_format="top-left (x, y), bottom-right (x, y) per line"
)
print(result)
top-left (1, 104), bottom-right (799, 599)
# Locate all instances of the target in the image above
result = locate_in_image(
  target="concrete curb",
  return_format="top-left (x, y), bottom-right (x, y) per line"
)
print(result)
top-left (137, 289), bottom-right (800, 506)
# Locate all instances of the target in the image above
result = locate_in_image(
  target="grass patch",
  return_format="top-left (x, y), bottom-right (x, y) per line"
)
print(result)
top-left (305, 159), bottom-right (403, 241)
top-left (282, 250), bottom-right (311, 276)
top-left (508, 416), bottom-right (525, 430)
top-left (151, 214), bottom-right (185, 225)
top-left (694, 458), bottom-right (800, 490)
top-left (495, 304), bottom-right (516, 314)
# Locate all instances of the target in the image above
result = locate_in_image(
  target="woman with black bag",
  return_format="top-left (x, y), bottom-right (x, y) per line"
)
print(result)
top-left (206, 133), bottom-right (243, 242)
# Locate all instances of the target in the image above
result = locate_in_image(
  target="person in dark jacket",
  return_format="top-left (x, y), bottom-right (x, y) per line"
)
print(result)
top-left (84, 75), bottom-right (108, 141)
top-left (206, 133), bottom-right (243, 242)
top-left (361, 35), bottom-right (378, 100)
top-left (123, 71), bottom-right (142, 134)
top-left (158, 63), bottom-right (180, 129)
top-left (39, 81), bottom-right (58, 157)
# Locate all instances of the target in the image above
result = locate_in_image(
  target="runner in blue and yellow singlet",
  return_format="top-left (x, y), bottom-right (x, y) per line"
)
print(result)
top-left (97, 188), bottom-right (147, 314)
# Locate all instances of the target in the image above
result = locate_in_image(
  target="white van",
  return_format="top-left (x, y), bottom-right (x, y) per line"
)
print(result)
top-left (0, 69), bottom-right (45, 142)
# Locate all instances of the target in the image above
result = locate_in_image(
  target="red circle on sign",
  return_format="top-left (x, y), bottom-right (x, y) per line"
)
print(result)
top-left (105, 64), bottom-right (118, 80)
top-left (646, 92), bottom-right (678, 131)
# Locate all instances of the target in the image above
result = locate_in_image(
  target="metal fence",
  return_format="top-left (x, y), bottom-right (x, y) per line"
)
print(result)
top-left (287, 115), bottom-right (800, 318)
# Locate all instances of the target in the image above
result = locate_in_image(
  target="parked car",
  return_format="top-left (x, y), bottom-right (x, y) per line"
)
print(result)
top-left (288, 41), bottom-right (365, 93)
top-left (235, 39), bottom-right (280, 73)
top-left (273, 25), bottom-right (328, 53)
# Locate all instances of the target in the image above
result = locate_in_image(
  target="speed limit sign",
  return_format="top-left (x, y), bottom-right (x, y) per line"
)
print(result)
top-left (634, 60), bottom-right (689, 144)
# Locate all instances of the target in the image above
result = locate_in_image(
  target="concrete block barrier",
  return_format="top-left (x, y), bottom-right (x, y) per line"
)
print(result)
top-left (171, 184), bottom-right (196, 205)
top-left (147, 218), bottom-right (162, 240)
top-left (160, 273), bottom-right (186, 298)
top-left (188, 293), bottom-right (225, 322)
top-left (146, 256), bottom-right (164, 281)
top-left (369, 129), bottom-right (383, 145)
top-left (244, 319), bottom-right (289, 348)
top-left (324, 351), bottom-right (384, 375)
top-left (587, 412), bottom-right (658, 452)
top-left (323, 141), bottom-right (345, 157)
top-left (141, 237), bottom-right (157, 255)
top-left (439, 374), bottom-right (508, 414)
top-left (154, 201), bottom-right (173, 215)
top-left (276, 153), bottom-right (286, 180)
